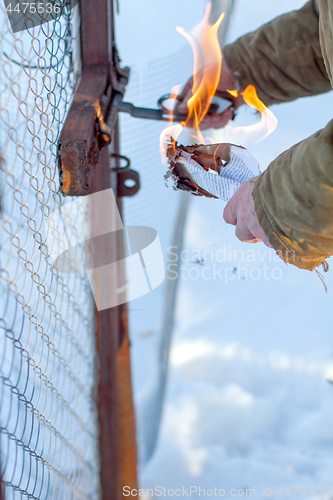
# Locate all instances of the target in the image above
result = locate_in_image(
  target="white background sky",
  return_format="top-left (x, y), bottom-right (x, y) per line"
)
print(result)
top-left (117, 1), bottom-right (333, 497)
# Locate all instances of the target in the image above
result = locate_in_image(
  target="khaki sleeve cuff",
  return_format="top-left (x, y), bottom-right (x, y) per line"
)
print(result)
top-left (252, 174), bottom-right (329, 271)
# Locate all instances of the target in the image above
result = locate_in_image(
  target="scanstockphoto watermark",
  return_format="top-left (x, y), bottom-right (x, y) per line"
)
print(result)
top-left (166, 245), bottom-right (289, 282)
top-left (123, 486), bottom-right (333, 498)
top-left (123, 486), bottom-right (256, 497)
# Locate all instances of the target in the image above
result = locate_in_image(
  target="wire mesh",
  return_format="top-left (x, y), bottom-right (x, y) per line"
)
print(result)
top-left (119, 45), bottom-right (193, 466)
top-left (120, 0), bottom-right (235, 467)
top-left (0, 5), bottom-right (101, 499)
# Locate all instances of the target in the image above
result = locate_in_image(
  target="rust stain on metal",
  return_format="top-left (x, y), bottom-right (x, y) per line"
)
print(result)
top-left (57, 72), bottom-right (110, 196)
top-left (58, 140), bottom-right (98, 196)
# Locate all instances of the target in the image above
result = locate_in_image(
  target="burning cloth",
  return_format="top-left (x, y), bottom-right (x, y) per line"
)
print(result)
top-left (166, 139), bottom-right (261, 202)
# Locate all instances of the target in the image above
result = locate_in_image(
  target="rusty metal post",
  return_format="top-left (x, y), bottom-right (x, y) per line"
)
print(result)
top-left (90, 146), bottom-right (121, 500)
top-left (80, 0), bottom-right (112, 70)
top-left (79, 0), bottom-right (122, 498)
top-left (117, 219), bottom-right (139, 492)
top-left (114, 123), bottom-right (139, 492)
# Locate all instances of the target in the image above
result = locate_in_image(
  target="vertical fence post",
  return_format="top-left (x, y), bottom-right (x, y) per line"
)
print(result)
top-left (79, 0), bottom-right (122, 498)
top-left (114, 125), bottom-right (139, 493)
top-left (91, 146), bottom-right (121, 500)
top-left (92, 160), bottom-right (122, 500)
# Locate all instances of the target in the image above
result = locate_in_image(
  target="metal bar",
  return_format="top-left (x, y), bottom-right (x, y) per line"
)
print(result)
top-left (117, 214), bottom-right (139, 491)
top-left (78, 0), bottom-right (129, 498)
top-left (118, 318), bottom-right (139, 492)
top-left (80, 0), bottom-right (112, 70)
top-left (91, 145), bottom-right (121, 500)
top-left (120, 101), bottom-right (165, 121)
top-left (114, 122), bottom-right (139, 492)
top-left (119, 93), bottom-right (233, 122)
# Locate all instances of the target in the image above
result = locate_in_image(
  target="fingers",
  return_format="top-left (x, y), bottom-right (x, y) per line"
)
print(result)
top-left (178, 78), bottom-right (193, 102)
top-left (176, 79), bottom-right (193, 113)
top-left (234, 223), bottom-right (271, 246)
top-left (199, 108), bottom-right (234, 130)
top-left (223, 200), bottom-right (237, 225)
top-left (176, 79), bottom-right (235, 129)
top-left (253, 229), bottom-right (273, 248)
top-left (235, 225), bottom-right (261, 243)
top-left (234, 224), bottom-right (273, 248)
top-left (223, 183), bottom-right (273, 249)
top-left (177, 89), bottom-right (192, 113)
top-left (228, 217), bottom-right (273, 248)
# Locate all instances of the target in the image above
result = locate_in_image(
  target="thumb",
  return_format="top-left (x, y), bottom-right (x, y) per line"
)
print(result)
top-left (178, 78), bottom-right (193, 102)
top-left (177, 90), bottom-right (192, 113)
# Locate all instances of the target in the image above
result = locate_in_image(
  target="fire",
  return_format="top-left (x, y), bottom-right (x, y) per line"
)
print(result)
top-left (221, 85), bottom-right (278, 145)
top-left (227, 89), bottom-right (239, 98)
top-left (160, 2), bottom-right (278, 162)
top-left (176, 6), bottom-right (224, 134)
top-left (160, 2), bottom-right (223, 160)
top-left (241, 85), bottom-right (278, 141)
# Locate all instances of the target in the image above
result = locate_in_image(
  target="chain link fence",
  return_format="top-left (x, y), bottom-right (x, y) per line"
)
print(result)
top-left (0, 4), bottom-right (101, 498)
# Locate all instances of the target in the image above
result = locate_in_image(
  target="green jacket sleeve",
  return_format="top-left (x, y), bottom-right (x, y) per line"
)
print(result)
top-left (223, 0), bottom-right (331, 106)
top-left (223, 0), bottom-right (333, 271)
top-left (252, 120), bottom-right (333, 271)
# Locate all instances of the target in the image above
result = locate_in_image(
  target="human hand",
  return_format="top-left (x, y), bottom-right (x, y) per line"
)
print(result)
top-left (223, 176), bottom-right (272, 248)
top-left (176, 58), bottom-right (244, 130)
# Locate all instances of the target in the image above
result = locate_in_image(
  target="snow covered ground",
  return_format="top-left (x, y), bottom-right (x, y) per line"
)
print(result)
top-left (117, 0), bottom-right (333, 496)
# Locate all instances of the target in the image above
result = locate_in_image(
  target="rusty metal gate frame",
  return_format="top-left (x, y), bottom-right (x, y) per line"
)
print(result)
top-left (57, 0), bottom-right (139, 498)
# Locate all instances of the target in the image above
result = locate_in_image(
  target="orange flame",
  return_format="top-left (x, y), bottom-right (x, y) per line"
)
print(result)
top-left (227, 89), bottom-right (239, 98)
top-left (176, 4), bottom-right (224, 135)
top-left (160, 3), bottom-right (278, 162)
top-left (160, 2), bottom-right (223, 159)
top-left (219, 85), bottom-right (278, 145)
